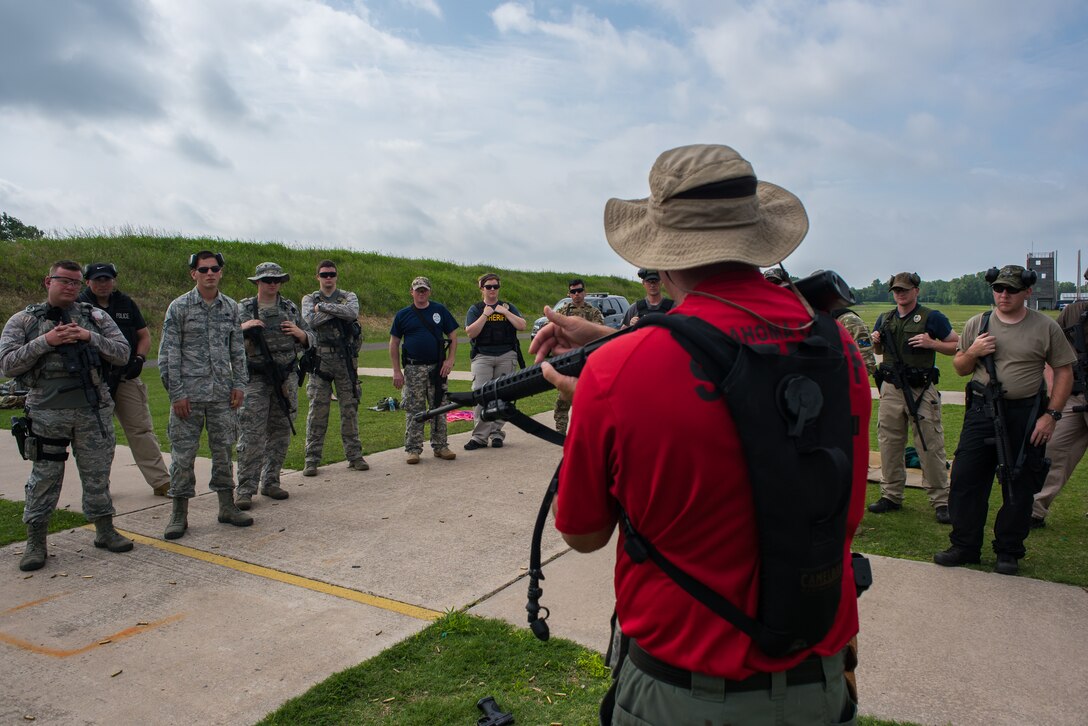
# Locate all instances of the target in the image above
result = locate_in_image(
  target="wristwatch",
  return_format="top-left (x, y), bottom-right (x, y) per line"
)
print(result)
top-left (1045, 409), bottom-right (1062, 421)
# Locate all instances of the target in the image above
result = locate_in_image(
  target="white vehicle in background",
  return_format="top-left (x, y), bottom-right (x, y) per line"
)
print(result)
top-left (529, 292), bottom-right (629, 339)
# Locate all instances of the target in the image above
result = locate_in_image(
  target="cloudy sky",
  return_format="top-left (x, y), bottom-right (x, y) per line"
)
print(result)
top-left (1, 0), bottom-right (1086, 287)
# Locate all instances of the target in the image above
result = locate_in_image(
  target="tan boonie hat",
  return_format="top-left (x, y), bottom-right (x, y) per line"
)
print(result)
top-left (411, 276), bottom-right (431, 291)
top-left (248, 262), bottom-right (289, 282)
top-left (992, 265), bottom-right (1032, 290)
top-left (603, 144), bottom-right (808, 271)
top-left (888, 272), bottom-right (920, 290)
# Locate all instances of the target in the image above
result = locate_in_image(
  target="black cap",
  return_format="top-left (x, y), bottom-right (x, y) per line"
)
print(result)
top-left (638, 268), bottom-right (661, 281)
top-left (83, 262), bottom-right (117, 280)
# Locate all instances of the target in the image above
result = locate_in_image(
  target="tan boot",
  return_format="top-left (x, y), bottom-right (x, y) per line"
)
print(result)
top-left (406, 452), bottom-right (421, 465)
top-left (433, 448), bottom-right (456, 460)
top-left (19, 522), bottom-right (48, 572)
top-left (349, 458), bottom-right (370, 471)
top-left (164, 497), bottom-right (189, 540)
top-left (302, 464), bottom-right (318, 477)
top-left (93, 516), bottom-right (134, 552)
top-left (217, 490), bottom-right (254, 527)
top-left (152, 483), bottom-right (170, 497)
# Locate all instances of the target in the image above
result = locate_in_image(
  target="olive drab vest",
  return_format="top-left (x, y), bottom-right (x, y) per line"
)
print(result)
top-left (16, 302), bottom-right (105, 395)
top-left (310, 291), bottom-right (355, 349)
top-left (242, 297), bottom-right (301, 368)
top-left (879, 306), bottom-right (936, 371)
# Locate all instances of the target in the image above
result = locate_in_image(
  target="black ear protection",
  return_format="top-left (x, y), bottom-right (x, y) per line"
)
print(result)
top-left (188, 252), bottom-right (226, 269)
top-left (82, 262), bottom-right (118, 279)
top-left (985, 266), bottom-right (1037, 287)
top-left (886, 272), bottom-right (921, 288)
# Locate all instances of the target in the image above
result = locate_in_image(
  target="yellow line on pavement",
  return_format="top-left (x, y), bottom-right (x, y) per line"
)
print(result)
top-left (108, 527), bottom-right (442, 622)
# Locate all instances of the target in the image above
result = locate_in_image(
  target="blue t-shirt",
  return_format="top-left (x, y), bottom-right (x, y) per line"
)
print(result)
top-left (390, 302), bottom-right (458, 363)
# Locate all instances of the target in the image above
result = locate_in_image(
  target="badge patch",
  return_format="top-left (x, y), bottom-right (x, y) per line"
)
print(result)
top-left (432, 312), bottom-right (442, 325)
top-left (913, 314), bottom-right (921, 323)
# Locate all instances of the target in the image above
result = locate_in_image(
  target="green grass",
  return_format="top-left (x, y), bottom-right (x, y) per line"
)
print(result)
top-left (257, 611), bottom-right (913, 726)
top-left (1, 234), bottom-right (645, 348)
top-left (258, 613), bottom-right (611, 726)
top-left (0, 499), bottom-right (87, 547)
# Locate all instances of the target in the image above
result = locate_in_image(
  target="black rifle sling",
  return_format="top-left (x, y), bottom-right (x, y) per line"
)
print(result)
top-left (411, 305), bottom-right (448, 409)
top-left (619, 312), bottom-right (854, 657)
top-left (978, 311), bottom-right (1045, 483)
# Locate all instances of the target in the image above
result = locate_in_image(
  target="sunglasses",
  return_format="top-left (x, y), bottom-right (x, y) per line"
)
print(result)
top-left (318, 271), bottom-right (337, 278)
top-left (569, 288), bottom-right (585, 294)
top-left (261, 277), bottom-right (287, 284)
top-left (991, 284), bottom-right (1021, 295)
top-left (890, 287), bottom-right (912, 294)
top-left (482, 284), bottom-right (500, 290)
top-left (49, 276), bottom-right (83, 288)
top-left (196, 265), bottom-right (222, 274)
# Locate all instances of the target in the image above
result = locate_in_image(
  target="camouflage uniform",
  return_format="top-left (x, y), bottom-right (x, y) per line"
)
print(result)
top-left (159, 288), bottom-right (248, 498)
top-left (552, 301), bottom-right (605, 434)
top-left (301, 289), bottom-right (363, 466)
top-left (834, 309), bottom-right (877, 376)
top-left (403, 363), bottom-right (448, 453)
top-left (0, 302), bottom-right (129, 524)
top-left (236, 295), bottom-right (314, 497)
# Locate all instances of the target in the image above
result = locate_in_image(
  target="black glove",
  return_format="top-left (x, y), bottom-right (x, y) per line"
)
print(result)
top-left (125, 356), bottom-right (145, 379)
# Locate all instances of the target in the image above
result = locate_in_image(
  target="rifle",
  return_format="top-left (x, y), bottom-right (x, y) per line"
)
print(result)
top-left (968, 312), bottom-right (1017, 504)
top-left (45, 306), bottom-right (107, 436)
top-left (244, 326), bottom-right (297, 435)
top-left (334, 317), bottom-right (362, 399)
top-left (876, 317), bottom-right (929, 452)
top-left (415, 269), bottom-right (858, 424)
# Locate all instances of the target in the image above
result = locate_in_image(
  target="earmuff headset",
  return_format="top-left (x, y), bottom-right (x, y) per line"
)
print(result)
top-left (984, 266), bottom-right (1037, 287)
top-left (886, 272), bottom-right (921, 289)
top-left (188, 252), bottom-right (226, 269)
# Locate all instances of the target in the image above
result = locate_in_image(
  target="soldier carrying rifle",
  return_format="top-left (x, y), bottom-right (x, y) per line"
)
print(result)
top-left (236, 262), bottom-right (315, 510)
top-left (935, 265), bottom-right (1074, 576)
top-left (0, 260), bottom-right (133, 571)
top-left (869, 272), bottom-right (959, 524)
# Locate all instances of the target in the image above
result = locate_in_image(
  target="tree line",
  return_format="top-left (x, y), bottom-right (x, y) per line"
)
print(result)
top-left (850, 272), bottom-right (1077, 306)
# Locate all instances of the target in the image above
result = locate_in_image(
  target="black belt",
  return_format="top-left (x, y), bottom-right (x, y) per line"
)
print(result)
top-left (403, 358), bottom-right (438, 366)
top-left (628, 640), bottom-right (826, 692)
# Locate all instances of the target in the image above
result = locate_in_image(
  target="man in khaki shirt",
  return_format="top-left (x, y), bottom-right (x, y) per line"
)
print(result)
top-left (935, 265), bottom-right (1075, 576)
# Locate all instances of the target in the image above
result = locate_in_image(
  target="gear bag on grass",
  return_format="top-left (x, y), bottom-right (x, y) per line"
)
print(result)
top-left (621, 312), bottom-right (857, 658)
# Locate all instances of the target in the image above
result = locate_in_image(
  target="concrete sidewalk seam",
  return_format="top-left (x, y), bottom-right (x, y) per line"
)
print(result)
top-left (103, 527), bottom-right (443, 622)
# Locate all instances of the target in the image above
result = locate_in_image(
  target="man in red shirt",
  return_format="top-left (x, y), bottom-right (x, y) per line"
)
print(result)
top-left (532, 144), bottom-right (870, 724)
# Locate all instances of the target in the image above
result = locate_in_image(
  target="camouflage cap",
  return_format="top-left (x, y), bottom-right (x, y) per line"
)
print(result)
top-left (411, 276), bottom-right (431, 291)
top-left (248, 262), bottom-right (290, 282)
top-left (992, 265), bottom-right (1031, 290)
top-left (763, 267), bottom-right (787, 284)
top-left (888, 272), bottom-right (920, 290)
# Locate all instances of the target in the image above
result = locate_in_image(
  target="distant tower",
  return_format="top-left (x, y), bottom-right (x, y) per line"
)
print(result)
top-left (1026, 251), bottom-right (1056, 310)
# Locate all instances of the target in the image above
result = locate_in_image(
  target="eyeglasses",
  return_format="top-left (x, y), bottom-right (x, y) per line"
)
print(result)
top-left (992, 284), bottom-right (1021, 295)
top-left (318, 271), bottom-right (337, 279)
top-left (482, 284), bottom-right (500, 290)
top-left (569, 288), bottom-right (585, 294)
top-left (49, 276), bottom-right (82, 288)
top-left (196, 265), bottom-right (222, 274)
top-left (261, 277), bottom-right (287, 284)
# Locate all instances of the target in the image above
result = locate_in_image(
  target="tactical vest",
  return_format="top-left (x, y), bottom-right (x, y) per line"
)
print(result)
top-left (878, 306), bottom-right (936, 371)
top-left (310, 291), bottom-right (355, 348)
top-left (468, 301), bottom-right (519, 358)
top-left (15, 303), bottom-right (104, 394)
top-left (243, 297), bottom-right (300, 368)
top-left (633, 297), bottom-right (674, 318)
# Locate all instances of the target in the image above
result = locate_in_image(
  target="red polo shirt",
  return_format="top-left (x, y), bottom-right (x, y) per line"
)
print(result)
top-left (555, 267), bottom-right (870, 679)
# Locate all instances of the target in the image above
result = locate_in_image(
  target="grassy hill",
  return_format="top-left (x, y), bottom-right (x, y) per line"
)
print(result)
top-left (2, 234), bottom-right (646, 351)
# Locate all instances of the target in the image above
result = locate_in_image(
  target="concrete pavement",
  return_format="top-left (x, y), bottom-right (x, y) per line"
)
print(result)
top-left (1, 409), bottom-right (1086, 725)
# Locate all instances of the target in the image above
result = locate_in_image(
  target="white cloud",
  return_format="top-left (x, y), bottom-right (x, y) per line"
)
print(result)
top-left (0, 0), bottom-right (1085, 286)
